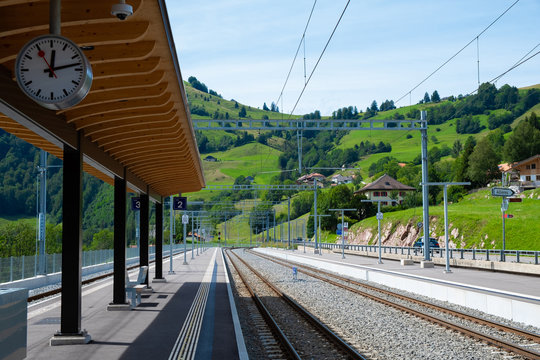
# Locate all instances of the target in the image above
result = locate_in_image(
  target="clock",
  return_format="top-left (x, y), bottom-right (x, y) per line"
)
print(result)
top-left (15, 34), bottom-right (93, 110)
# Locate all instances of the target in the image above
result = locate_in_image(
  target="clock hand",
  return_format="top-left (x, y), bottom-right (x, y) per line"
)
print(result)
top-left (49, 50), bottom-right (56, 78)
top-left (38, 50), bottom-right (57, 78)
top-left (44, 62), bottom-right (82, 72)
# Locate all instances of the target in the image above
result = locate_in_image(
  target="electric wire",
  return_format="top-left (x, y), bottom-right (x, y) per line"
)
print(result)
top-left (467, 42), bottom-right (540, 95)
top-left (395, 0), bottom-right (520, 105)
top-left (288, 0), bottom-right (351, 117)
top-left (275, 0), bottom-right (317, 109)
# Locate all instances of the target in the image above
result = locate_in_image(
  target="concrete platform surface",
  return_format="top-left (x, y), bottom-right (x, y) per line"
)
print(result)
top-left (25, 248), bottom-right (244, 360)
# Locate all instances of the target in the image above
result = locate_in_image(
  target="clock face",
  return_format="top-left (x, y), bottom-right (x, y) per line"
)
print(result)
top-left (15, 34), bottom-right (93, 110)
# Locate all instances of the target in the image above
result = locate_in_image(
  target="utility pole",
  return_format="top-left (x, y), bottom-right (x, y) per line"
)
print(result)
top-left (313, 178), bottom-right (318, 253)
top-left (421, 182), bottom-right (470, 273)
top-left (287, 196), bottom-right (291, 249)
top-left (420, 110), bottom-right (430, 261)
top-left (361, 200), bottom-right (397, 264)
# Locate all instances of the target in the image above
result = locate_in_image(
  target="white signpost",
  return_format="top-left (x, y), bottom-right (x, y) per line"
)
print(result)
top-left (182, 214), bottom-right (189, 265)
top-left (491, 187), bottom-right (515, 197)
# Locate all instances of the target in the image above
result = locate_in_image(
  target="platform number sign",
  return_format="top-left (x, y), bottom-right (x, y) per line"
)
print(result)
top-left (131, 197), bottom-right (141, 211)
top-left (173, 196), bottom-right (187, 211)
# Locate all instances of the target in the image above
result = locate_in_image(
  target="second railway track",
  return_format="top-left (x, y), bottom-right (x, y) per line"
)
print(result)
top-left (248, 249), bottom-right (540, 360)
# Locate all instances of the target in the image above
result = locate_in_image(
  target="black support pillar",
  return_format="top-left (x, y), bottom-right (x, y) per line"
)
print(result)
top-left (51, 137), bottom-right (90, 344)
top-left (154, 200), bottom-right (164, 280)
top-left (140, 193), bottom-right (149, 287)
top-left (111, 175), bottom-right (127, 305)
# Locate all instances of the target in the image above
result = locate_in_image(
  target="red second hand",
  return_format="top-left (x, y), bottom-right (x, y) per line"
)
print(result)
top-left (38, 50), bottom-right (57, 79)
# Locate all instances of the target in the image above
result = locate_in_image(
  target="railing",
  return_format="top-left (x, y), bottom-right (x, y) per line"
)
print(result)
top-left (0, 244), bottom-right (186, 284)
top-left (310, 242), bottom-right (539, 264)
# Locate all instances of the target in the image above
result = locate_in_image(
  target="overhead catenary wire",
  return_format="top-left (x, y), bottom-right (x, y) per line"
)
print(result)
top-left (467, 42), bottom-right (540, 95)
top-left (288, 0), bottom-right (351, 117)
top-left (395, 0), bottom-right (520, 105)
top-left (275, 0), bottom-right (317, 109)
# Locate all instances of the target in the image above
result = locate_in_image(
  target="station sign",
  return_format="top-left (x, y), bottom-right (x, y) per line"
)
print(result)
top-left (173, 196), bottom-right (187, 210)
top-left (491, 187), bottom-right (514, 197)
top-left (509, 198), bottom-right (522, 202)
top-left (131, 197), bottom-right (141, 211)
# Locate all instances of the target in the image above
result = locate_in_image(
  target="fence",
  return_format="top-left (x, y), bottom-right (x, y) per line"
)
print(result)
top-left (0, 244), bottom-right (186, 284)
top-left (316, 242), bottom-right (540, 264)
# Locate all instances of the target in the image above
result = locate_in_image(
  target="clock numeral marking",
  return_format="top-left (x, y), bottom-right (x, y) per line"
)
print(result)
top-left (24, 80), bottom-right (32, 86)
top-left (71, 54), bottom-right (80, 60)
top-left (50, 92), bottom-right (54, 100)
top-left (72, 80), bottom-right (80, 86)
top-left (20, 68), bottom-right (29, 72)
top-left (62, 44), bottom-right (68, 51)
top-left (36, 44), bottom-right (41, 51)
top-left (36, 89), bottom-right (42, 97)
top-left (75, 68), bottom-right (83, 72)
top-left (50, 40), bottom-right (53, 48)
top-left (63, 89), bottom-right (69, 96)
top-left (24, 55), bottom-right (32, 60)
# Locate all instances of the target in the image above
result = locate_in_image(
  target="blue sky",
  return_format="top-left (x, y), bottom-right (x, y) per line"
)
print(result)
top-left (167, 0), bottom-right (539, 116)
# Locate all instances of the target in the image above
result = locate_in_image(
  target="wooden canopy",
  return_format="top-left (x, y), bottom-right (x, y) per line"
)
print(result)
top-left (0, 0), bottom-right (205, 199)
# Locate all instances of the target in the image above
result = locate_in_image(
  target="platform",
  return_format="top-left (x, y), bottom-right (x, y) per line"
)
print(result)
top-left (25, 248), bottom-right (247, 360)
top-left (256, 247), bottom-right (540, 328)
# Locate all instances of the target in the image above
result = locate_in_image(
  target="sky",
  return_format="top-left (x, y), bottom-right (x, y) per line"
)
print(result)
top-left (166, 0), bottom-right (540, 116)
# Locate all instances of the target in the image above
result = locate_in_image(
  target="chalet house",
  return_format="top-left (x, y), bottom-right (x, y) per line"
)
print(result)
top-left (331, 174), bottom-right (353, 185)
top-left (510, 155), bottom-right (540, 190)
top-left (203, 155), bottom-right (218, 162)
top-left (354, 174), bottom-right (415, 206)
top-left (296, 173), bottom-right (325, 185)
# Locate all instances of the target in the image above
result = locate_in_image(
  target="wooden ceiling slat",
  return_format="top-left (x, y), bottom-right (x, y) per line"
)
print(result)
top-left (66, 92), bottom-right (171, 122)
top-left (0, 1), bottom-right (142, 37)
top-left (91, 57), bottom-right (161, 80)
top-left (93, 123), bottom-right (181, 147)
top-left (103, 135), bottom-right (187, 153)
top-left (83, 110), bottom-right (177, 136)
top-left (0, 21), bottom-right (150, 64)
top-left (91, 70), bottom-right (165, 93)
top-left (71, 83), bottom-right (168, 109)
top-left (73, 103), bottom-right (175, 131)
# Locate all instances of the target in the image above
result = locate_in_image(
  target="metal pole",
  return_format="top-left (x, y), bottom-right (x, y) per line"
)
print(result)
top-left (273, 209), bottom-right (276, 242)
top-left (341, 210), bottom-right (345, 259)
top-left (377, 202), bottom-right (382, 264)
top-left (49, 0), bottom-right (61, 35)
top-left (318, 215), bottom-right (321, 255)
top-left (314, 178), bottom-right (318, 253)
top-left (420, 110), bottom-right (430, 261)
top-left (502, 198), bottom-right (506, 262)
top-left (287, 197), bottom-right (291, 249)
top-left (249, 218), bottom-right (252, 246)
top-left (169, 196), bottom-right (174, 274)
top-left (183, 213), bottom-right (188, 265)
top-left (443, 185), bottom-right (451, 273)
top-left (192, 213), bottom-right (195, 259)
top-left (38, 150), bottom-right (47, 274)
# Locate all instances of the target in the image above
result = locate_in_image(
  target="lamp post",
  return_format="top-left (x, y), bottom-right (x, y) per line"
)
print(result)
top-left (421, 182), bottom-right (470, 273)
top-left (329, 208), bottom-right (356, 259)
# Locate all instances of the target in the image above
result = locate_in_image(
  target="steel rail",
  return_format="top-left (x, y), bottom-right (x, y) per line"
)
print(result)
top-left (228, 249), bottom-right (367, 360)
top-left (224, 249), bottom-right (299, 360)
top-left (250, 250), bottom-right (540, 360)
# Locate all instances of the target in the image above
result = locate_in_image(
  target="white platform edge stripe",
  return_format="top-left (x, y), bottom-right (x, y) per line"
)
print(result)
top-left (220, 248), bottom-right (249, 360)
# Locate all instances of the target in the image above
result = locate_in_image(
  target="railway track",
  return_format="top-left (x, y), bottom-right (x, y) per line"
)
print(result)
top-left (249, 249), bottom-right (540, 360)
top-left (225, 249), bottom-right (367, 360)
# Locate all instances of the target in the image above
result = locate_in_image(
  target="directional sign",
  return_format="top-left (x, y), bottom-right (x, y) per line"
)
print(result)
top-left (376, 212), bottom-right (383, 220)
top-left (501, 198), bottom-right (509, 212)
top-left (504, 214), bottom-right (514, 219)
top-left (131, 197), bottom-right (141, 211)
top-left (337, 223), bottom-right (342, 230)
top-left (509, 198), bottom-right (522, 203)
top-left (173, 196), bottom-right (187, 210)
top-left (491, 187), bottom-right (515, 197)
top-left (336, 230), bottom-right (342, 235)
